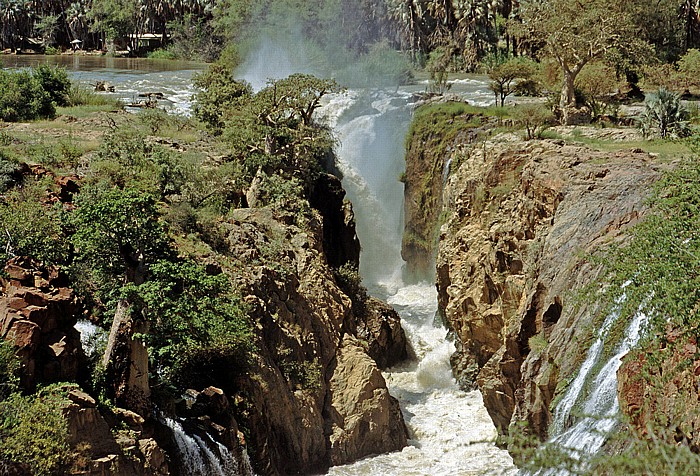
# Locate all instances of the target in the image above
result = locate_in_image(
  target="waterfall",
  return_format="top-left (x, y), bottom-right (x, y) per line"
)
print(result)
top-left (162, 416), bottom-right (252, 476)
top-left (320, 88), bottom-right (515, 475)
top-left (540, 294), bottom-right (648, 473)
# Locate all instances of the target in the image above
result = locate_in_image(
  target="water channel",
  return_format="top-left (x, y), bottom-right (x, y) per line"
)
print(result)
top-left (7, 55), bottom-right (516, 474)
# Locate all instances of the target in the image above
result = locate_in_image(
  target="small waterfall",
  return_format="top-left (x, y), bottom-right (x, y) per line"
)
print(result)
top-left (442, 158), bottom-right (453, 186)
top-left (542, 294), bottom-right (648, 472)
top-left (162, 416), bottom-right (252, 476)
top-left (74, 319), bottom-right (107, 358)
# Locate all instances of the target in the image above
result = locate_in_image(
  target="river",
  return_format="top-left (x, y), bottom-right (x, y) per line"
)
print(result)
top-left (13, 55), bottom-right (515, 475)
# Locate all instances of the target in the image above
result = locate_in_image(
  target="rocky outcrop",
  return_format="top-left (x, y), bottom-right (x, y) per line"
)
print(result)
top-left (430, 132), bottom-right (660, 436)
top-left (327, 336), bottom-right (407, 464)
top-left (182, 201), bottom-right (407, 474)
top-left (618, 329), bottom-right (700, 450)
top-left (0, 257), bottom-right (83, 390)
top-left (402, 102), bottom-right (495, 279)
top-left (64, 387), bottom-right (169, 475)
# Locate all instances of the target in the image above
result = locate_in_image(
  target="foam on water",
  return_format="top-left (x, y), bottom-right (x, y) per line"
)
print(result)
top-left (322, 85), bottom-right (515, 475)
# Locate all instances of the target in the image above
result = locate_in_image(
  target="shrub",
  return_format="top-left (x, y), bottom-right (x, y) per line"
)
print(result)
top-left (512, 103), bottom-right (554, 140)
top-left (639, 88), bottom-right (690, 139)
top-left (0, 340), bottom-right (19, 400)
top-left (0, 70), bottom-right (52, 121)
top-left (677, 48), bottom-right (700, 90)
top-left (147, 49), bottom-right (177, 60)
top-left (0, 154), bottom-right (20, 193)
top-left (33, 64), bottom-right (71, 108)
top-left (0, 181), bottom-right (69, 266)
top-left (0, 385), bottom-right (71, 475)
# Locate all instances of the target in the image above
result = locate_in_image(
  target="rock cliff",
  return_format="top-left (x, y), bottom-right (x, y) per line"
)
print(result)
top-left (404, 119), bottom-right (661, 437)
top-left (205, 191), bottom-right (408, 474)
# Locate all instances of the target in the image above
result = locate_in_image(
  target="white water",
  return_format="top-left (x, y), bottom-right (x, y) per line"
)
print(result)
top-left (543, 297), bottom-right (648, 471)
top-left (163, 416), bottom-right (250, 476)
top-left (320, 89), bottom-right (515, 475)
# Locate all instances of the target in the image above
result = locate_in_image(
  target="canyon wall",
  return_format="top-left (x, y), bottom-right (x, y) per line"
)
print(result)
top-left (403, 109), bottom-right (661, 437)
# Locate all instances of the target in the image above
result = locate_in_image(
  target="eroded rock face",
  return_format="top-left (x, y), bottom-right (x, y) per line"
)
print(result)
top-left (0, 257), bottom-right (83, 390)
top-left (183, 203), bottom-right (407, 475)
top-left (431, 133), bottom-right (660, 436)
top-left (63, 387), bottom-right (169, 476)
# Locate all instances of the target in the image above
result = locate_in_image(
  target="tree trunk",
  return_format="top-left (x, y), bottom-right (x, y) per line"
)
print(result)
top-left (102, 299), bottom-right (151, 416)
top-left (559, 68), bottom-right (579, 125)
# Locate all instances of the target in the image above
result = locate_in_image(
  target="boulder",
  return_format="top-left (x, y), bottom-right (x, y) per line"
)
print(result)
top-left (327, 336), bottom-right (408, 465)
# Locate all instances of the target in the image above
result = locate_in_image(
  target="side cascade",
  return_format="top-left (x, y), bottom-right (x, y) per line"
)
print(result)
top-left (162, 416), bottom-right (254, 476)
top-left (539, 291), bottom-right (649, 474)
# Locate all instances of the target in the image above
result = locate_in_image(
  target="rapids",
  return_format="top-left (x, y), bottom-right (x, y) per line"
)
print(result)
top-left (319, 89), bottom-right (516, 475)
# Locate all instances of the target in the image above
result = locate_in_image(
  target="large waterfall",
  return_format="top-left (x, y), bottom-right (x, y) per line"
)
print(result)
top-left (318, 87), bottom-right (516, 475)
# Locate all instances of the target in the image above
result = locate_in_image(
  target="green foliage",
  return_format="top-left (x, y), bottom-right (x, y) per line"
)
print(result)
top-left (193, 63), bottom-right (252, 134)
top-left (122, 260), bottom-right (253, 386)
top-left (165, 14), bottom-right (224, 63)
top-left (677, 48), bottom-right (700, 90)
top-left (33, 65), bottom-right (71, 108)
top-left (640, 88), bottom-right (691, 139)
top-left (0, 70), bottom-right (53, 122)
top-left (0, 340), bottom-right (19, 400)
top-left (333, 263), bottom-right (369, 314)
top-left (507, 419), bottom-right (700, 475)
top-left (69, 185), bottom-right (172, 300)
top-left (600, 160), bottom-right (700, 335)
top-left (512, 104), bottom-right (554, 140)
top-left (0, 385), bottom-right (71, 475)
top-left (0, 153), bottom-right (20, 192)
top-left (0, 180), bottom-right (69, 266)
top-left (426, 46), bottom-right (453, 95)
top-left (276, 345), bottom-right (322, 391)
top-left (488, 56), bottom-right (538, 107)
top-left (67, 84), bottom-right (123, 108)
top-left (146, 49), bottom-right (177, 60)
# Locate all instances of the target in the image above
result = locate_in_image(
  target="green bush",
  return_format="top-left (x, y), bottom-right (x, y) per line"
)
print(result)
top-left (33, 64), bottom-right (71, 108)
top-left (0, 154), bottom-right (20, 192)
top-left (123, 260), bottom-right (254, 386)
top-left (0, 340), bottom-right (19, 400)
top-left (640, 88), bottom-right (691, 139)
top-left (0, 385), bottom-right (71, 475)
top-left (512, 103), bottom-right (554, 140)
top-left (146, 49), bottom-right (177, 60)
top-left (0, 70), bottom-right (52, 121)
top-left (0, 181), bottom-right (69, 266)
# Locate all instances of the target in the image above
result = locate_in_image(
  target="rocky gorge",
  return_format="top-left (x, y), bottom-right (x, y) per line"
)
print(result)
top-left (402, 101), bottom-right (668, 448)
top-left (0, 106), bottom-right (410, 475)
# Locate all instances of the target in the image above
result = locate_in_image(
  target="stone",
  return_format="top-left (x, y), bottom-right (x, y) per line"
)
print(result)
top-left (328, 336), bottom-right (408, 465)
top-left (422, 130), bottom-right (660, 437)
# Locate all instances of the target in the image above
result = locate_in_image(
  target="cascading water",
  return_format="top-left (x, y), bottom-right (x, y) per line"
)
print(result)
top-left (539, 295), bottom-right (648, 473)
top-left (318, 87), bottom-right (515, 475)
top-left (162, 416), bottom-right (253, 476)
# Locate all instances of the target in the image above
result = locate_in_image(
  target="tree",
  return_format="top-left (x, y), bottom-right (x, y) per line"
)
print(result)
top-left (70, 185), bottom-right (171, 414)
top-left (488, 56), bottom-right (537, 106)
top-left (575, 62), bottom-right (625, 120)
top-left (514, 0), bottom-right (650, 124)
